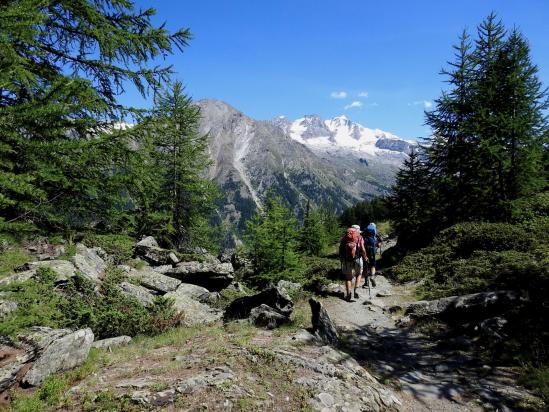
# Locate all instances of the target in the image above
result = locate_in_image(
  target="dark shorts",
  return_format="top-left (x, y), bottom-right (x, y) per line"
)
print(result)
top-left (366, 253), bottom-right (376, 268)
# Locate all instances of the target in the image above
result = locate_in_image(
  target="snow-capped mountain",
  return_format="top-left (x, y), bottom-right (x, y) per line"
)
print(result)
top-left (289, 114), bottom-right (415, 160)
top-left (195, 99), bottom-right (412, 245)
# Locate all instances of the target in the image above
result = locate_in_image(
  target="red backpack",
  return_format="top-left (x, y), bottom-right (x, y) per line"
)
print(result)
top-left (339, 228), bottom-right (359, 262)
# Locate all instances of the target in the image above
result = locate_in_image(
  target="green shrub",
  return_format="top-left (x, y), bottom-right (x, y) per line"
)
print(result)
top-left (511, 192), bottom-right (549, 223)
top-left (0, 248), bottom-right (30, 279)
top-left (0, 266), bottom-right (180, 339)
top-left (520, 365), bottom-right (549, 404)
top-left (0, 267), bottom-right (67, 336)
top-left (83, 234), bottom-right (135, 264)
top-left (435, 222), bottom-right (535, 258)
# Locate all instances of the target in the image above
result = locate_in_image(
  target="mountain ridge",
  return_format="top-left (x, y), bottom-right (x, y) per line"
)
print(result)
top-left (195, 99), bottom-right (411, 243)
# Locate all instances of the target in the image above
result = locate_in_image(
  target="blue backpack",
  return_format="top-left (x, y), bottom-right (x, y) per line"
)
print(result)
top-left (366, 223), bottom-right (377, 236)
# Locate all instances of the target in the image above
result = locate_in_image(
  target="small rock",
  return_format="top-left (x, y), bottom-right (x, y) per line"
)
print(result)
top-left (136, 236), bottom-right (159, 248)
top-left (376, 290), bottom-right (392, 297)
top-left (0, 300), bottom-right (18, 317)
top-left (317, 392), bottom-right (335, 407)
top-left (92, 336), bottom-right (131, 350)
top-left (168, 252), bottom-right (179, 265)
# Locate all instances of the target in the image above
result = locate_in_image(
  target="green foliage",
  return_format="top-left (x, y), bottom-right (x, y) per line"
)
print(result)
top-left (0, 0), bottom-right (191, 235)
top-left (243, 193), bottom-right (300, 285)
top-left (83, 234), bottom-right (135, 264)
top-left (298, 202), bottom-right (328, 256)
top-left (0, 267), bottom-right (67, 335)
top-left (340, 197), bottom-right (390, 230)
top-left (389, 14), bottom-right (548, 248)
top-left (0, 248), bottom-right (30, 278)
top-left (520, 366), bottom-right (549, 404)
top-left (390, 218), bottom-right (548, 298)
top-left (131, 82), bottom-right (220, 251)
top-left (0, 266), bottom-right (180, 339)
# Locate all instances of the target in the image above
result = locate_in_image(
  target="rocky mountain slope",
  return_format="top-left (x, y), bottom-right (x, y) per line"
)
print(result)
top-left (196, 100), bottom-right (414, 238)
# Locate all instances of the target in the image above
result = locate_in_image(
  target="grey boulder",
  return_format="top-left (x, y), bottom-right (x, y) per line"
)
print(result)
top-left (126, 267), bottom-right (181, 294)
top-left (70, 243), bottom-right (107, 282)
top-left (135, 236), bottom-right (179, 266)
top-left (92, 336), bottom-right (132, 350)
top-left (406, 290), bottom-right (523, 322)
top-left (0, 300), bottom-right (18, 317)
top-left (249, 304), bottom-right (290, 329)
top-left (224, 286), bottom-right (293, 320)
top-left (21, 327), bottom-right (94, 386)
top-left (0, 260), bottom-right (77, 286)
top-left (118, 282), bottom-right (156, 306)
top-left (164, 285), bottom-right (222, 326)
top-left (166, 261), bottom-right (234, 291)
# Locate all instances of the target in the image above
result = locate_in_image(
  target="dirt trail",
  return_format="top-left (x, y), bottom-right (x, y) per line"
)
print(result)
top-left (322, 275), bottom-right (538, 412)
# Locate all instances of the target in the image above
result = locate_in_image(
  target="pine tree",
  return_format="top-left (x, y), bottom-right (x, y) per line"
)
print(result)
top-left (388, 148), bottom-right (434, 248)
top-left (298, 201), bottom-right (327, 256)
top-left (243, 193), bottom-right (299, 276)
top-left (0, 0), bottom-right (190, 235)
top-left (425, 30), bottom-right (480, 223)
top-left (133, 82), bottom-right (218, 250)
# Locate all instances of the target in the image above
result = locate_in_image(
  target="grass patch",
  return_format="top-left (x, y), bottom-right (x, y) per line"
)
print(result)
top-left (0, 248), bottom-right (30, 279)
top-left (83, 234), bottom-right (135, 265)
top-left (520, 365), bottom-right (549, 405)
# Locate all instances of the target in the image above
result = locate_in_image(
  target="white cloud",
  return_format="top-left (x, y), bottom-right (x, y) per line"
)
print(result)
top-left (330, 91), bottom-right (347, 99)
top-left (344, 101), bottom-right (363, 110)
top-left (366, 102), bottom-right (379, 107)
top-left (358, 91), bottom-right (369, 98)
top-left (409, 100), bottom-right (433, 109)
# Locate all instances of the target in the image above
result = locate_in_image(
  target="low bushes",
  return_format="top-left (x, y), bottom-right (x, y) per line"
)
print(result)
top-left (0, 266), bottom-right (180, 339)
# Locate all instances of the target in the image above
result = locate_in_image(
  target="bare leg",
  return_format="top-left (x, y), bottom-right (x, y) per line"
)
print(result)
top-left (345, 280), bottom-right (352, 297)
top-left (355, 274), bottom-right (362, 291)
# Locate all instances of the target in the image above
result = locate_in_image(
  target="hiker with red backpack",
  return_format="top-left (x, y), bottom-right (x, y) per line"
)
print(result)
top-left (339, 224), bottom-right (368, 302)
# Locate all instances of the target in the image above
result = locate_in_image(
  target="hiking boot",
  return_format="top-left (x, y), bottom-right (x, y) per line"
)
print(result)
top-left (371, 277), bottom-right (377, 288)
top-left (354, 290), bottom-right (359, 299)
top-left (346, 293), bottom-right (353, 302)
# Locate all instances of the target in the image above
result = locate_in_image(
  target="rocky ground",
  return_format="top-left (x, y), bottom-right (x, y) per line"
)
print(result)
top-left (322, 275), bottom-right (543, 412)
top-left (1, 236), bottom-right (544, 411)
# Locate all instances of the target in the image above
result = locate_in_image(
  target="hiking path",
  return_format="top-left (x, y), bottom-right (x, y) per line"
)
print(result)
top-left (321, 275), bottom-right (537, 412)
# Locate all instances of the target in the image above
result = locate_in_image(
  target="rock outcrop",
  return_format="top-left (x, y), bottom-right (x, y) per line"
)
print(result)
top-left (309, 298), bottom-right (339, 345)
top-left (135, 236), bottom-right (180, 266)
top-left (7, 327), bottom-right (95, 387)
top-left (164, 285), bottom-right (223, 326)
top-left (224, 286), bottom-right (293, 321)
top-left (166, 261), bottom-right (234, 291)
top-left (70, 243), bottom-right (108, 282)
top-left (406, 290), bottom-right (523, 322)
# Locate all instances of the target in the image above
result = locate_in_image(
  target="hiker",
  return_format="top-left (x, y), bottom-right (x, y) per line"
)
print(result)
top-left (362, 223), bottom-right (382, 289)
top-left (339, 224), bottom-right (368, 301)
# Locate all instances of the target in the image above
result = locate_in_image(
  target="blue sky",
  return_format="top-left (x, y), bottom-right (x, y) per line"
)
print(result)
top-left (125, 0), bottom-right (549, 139)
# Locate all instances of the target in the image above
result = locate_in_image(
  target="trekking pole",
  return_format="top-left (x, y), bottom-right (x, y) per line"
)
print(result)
top-left (368, 274), bottom-right (371, 299)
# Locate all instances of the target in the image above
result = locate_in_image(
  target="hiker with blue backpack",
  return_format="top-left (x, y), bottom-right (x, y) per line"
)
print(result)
top-left (362, 223), bottom-right (382, 290)
top-left (339, 224), bottom-right (368, 302)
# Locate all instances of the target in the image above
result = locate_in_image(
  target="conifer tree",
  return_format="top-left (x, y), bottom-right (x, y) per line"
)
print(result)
top-left (0, 0), bottom-right (190, 235)
top-left (133, 82), bottom-right (218, 250)
top-left (243, 193), bottom-right (299, 276)
top-left (388, 148), bottom-right (434, 248)
top-left (298, 201), bottom-right (327, 256)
